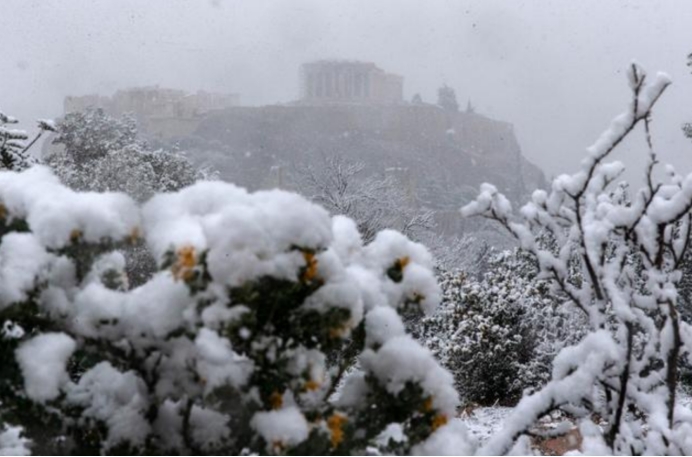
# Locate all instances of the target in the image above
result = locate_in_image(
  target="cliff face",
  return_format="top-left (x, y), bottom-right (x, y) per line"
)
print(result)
top-left (169, 104), bottom-right (545, 215)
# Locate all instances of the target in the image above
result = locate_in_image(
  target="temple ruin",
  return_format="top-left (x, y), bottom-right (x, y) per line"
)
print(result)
top-left (300, 60), bottom-right (403, 104)
top-left (64, 86), bottom-right (239, 120)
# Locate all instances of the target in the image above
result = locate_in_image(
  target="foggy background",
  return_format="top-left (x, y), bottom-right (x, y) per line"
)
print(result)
top-left (2, 0), bottom-right (692, 182)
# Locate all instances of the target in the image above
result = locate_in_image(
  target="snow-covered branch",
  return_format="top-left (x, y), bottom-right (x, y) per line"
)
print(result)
top-left (463, 63), bottom-right (692, 455)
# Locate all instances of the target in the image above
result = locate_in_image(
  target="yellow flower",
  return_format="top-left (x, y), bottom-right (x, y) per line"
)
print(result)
top-left (127, 226), bottom-right (141, 244)
top-left (431, 413), bottom-right (448, 431)
top-left (328, 320), bottom-right (352, 339)
top-left (171, 245), bottom-right (197, 281)
top-left (304, 379), bottom-right (321, 392)
top-left (269, 391), bottom-right (283, 410)
top-left (271, 440), bottom-right (285, 454)
top-left (421, 396), bottom-right (434, 413)
top-left (327, 413), bottom-right (347, 448)
top-left (70, 229), bottom-right (83, 243)
top-left (301, 250), bottom-right (319, 283)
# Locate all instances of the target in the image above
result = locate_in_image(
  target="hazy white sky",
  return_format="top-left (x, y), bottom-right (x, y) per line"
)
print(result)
top-left (2, 0), bottom-right (692, 181)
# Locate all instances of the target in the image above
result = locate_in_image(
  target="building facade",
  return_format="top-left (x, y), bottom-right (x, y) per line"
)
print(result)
top-left (300, 60), bottom-right (403, 104)
top-left (64, 87), bottom-right (240, 120)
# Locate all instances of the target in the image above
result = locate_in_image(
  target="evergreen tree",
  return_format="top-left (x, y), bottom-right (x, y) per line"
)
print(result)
top-left (422, 248), bottom-right (586, 406)
top-left (465, 99), bottom-right (475, 114)
top-left (47, 108), bottom-right (203, 201)
top-left (0, 111), bottom-right (54, 171)
top-left (436, 85), bottom-right (459, 112)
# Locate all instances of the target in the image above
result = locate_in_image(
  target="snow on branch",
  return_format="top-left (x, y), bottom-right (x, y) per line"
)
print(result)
top-left (463, 63), bottom-right (692, 455)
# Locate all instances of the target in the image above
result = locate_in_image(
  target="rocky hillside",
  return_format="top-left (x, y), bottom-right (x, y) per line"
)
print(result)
top-left (170, 104), bottom-right (544, 212)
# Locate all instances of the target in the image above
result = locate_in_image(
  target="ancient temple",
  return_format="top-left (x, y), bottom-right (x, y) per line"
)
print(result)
top-left (300, 60), bottom-right (403, 104)
top-left (64, 87), bottom-right (239, 120)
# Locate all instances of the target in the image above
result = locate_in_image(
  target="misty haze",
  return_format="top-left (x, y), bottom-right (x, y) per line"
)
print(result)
top-left (2, 1), bottom-right (692, 455)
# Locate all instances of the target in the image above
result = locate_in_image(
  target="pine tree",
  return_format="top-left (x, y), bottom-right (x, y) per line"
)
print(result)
top-left (465, 99), bottom-right (475, 114)
top-left (1, 111), bottom-right (56, 171)
top-left (437, 85), bottom-right (459, 112)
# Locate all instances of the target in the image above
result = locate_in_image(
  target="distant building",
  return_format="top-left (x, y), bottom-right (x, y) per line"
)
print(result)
top-left (63, 94), bottom-right (111, 113)
top-left (300, 60), bottom-right (403, 104)
top-left (64, 86), bottom-right (240, 120)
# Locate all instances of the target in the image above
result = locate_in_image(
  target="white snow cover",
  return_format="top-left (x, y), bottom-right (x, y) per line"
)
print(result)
top-left (364, 306), bottom-right (405, 348)
top-left (0, 425), bottom-right (30, 456)
top-left (334, 370), bottom-right (369, 408)
top-left (83, 251), bottom-right (128, 288)
top-left (302, 280), bottom-right (364, 331)
top-left (152, 400), bottom-right (183, 451)
top-left (331, 215), bottom-right (364, 264)
top-left (36, 119), bottom-right (56, 132)
top-left (142, 181), bottom-right (333, 287)
top-left (412, 421), bottom-right (477, 455)
top-left (0, 166), bottom-right (457, 454)
top-left (0, 166), bottom-right (140, 248)
top-left (0, 233), bottom-right (50, 308)
top-left (459, 64), bottom-right (692, 455)
top-left (345, 265), bottom-right (389, 311)
top-left (194, 328), bottom-right (253, 393)
top-left (15, 332), bottom-right (76, 402)
top-left (360, 336), bottom-right (458, 416)
top-left (189, 405), bottom-right (231, 451)
top-left (363, 230), bottom-right (440, 313)
top-left (250, 406), bottom-right (310, 449)
top-left (65, 362), bottom-right (150, 449)
top-left (364, 230), bottom-right (434, 273)
top-left (68, 273), bottom-right (193, 341)
top-left (1, 321), bottom-right (25, 339)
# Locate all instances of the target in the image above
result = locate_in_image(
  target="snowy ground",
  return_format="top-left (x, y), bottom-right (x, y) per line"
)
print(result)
top-left (458, 406), bottom-right (513, 444)
top-left (458, 392), bottom-right (692, 454)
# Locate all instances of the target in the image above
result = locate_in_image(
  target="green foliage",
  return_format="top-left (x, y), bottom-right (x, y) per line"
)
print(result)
top-left (422, 248), bottom-right (587, 406)
top-left (0, 171), bottom-right (455, 455)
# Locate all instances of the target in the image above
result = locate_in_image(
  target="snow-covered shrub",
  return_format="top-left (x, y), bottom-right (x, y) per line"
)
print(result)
top-left (464, 63), bottom-right (692, 454)
top-left (423, 248), bottom-right (586, 406)
top-left (293, 154), bottom-right (435, 244)
top-left (46, 108), bottom-right (211, 287)
top-left (47, 108), bottom-right (203, 202)
top-left (0, 110), bottom-right (54, 171)
top-left (0, 166), bottom-right (465, 455)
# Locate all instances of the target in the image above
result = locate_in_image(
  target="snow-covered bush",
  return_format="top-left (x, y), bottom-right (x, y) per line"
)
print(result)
top-left (293, 154), bottom-right (435, 244)
top-left (0, 110), bottom-right (54, 171)
top-left (463, 63), bottom-right (692, 454)
top-left (46, 108), bottom-right (212, 287)
top-left (47, 108), bottom-right (203, 202)
top-left (423, 248), bottom-right (586, 406)
top-left (0, 166), bottom-right (464, 455)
